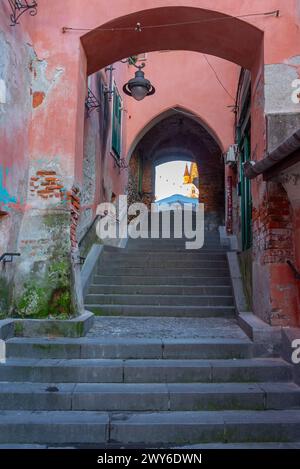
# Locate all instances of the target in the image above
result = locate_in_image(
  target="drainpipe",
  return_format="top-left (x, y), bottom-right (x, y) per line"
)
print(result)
top-left (244, 129), bottom-right (300, 179)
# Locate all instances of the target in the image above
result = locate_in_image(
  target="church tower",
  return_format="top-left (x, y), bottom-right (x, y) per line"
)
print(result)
top-left (182, 162), bottom-right (200, 199)
top-left (190, 162), bottom-right (199, 186)
top-left (183, 163), bottom-right (191, 185)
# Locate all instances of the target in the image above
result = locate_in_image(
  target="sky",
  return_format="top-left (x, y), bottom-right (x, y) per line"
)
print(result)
top-left (155, 161), bottom-right (189, 201)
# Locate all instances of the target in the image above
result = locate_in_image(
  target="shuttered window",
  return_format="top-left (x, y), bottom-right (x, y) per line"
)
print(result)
top-left (112, 85), bottom-right (122, 158)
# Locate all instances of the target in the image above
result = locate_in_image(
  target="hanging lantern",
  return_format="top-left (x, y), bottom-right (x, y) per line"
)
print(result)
top-left (123, 64), bottom-right (155, 101)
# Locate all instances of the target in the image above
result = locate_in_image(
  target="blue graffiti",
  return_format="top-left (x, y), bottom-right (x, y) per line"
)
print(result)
top-left (0, 165), bottom-right (17, 211)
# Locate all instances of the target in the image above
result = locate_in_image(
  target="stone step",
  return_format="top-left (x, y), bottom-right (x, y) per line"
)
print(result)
top-left (108, 410), bottom-right (300, 445)
top-left (92, 276), bottom-right (232, 286)
top-left (0, 382), bottom-right (299, 412)
top-left (1, 410), bottom-right (300, 445)
top-left (0, 411), bottom-right (108, 445)
top-left (0, 358), bottom-right (292, 383)
top-left (174, 443), bottom-right (300, 449)
top-left (85, 305), bottom-right (236, 317)
top-left (125, 245), bottom-right (223, 251)
top-left (126, 246), bottom-right (226, 252)
top-left (6, 338), bottom-right (253, 360)
top-left (88, 285), bottom-right (233, 296)
top-left (97, 268), bottom-right (230, 277)
top-left (99, 259), bottom-right (228, 268)
top-left (85, 294), bottom-right (234, 307)
top-left (126, 236), bottom-right (220, 243)
top-left (2, 443), bottom-right (300, 449)
top-left (102, 251), bottom-right (227, 260)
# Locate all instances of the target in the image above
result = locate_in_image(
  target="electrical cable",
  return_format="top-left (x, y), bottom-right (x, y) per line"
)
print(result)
top-left (202, 54), bottom-right (236, 102)
top-left (62, 10), bottom-right (280, 33)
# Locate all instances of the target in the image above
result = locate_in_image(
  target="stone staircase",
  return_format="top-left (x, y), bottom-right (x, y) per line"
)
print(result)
top-left (0, 232), bottom-right (300, 447)
top-left (85, 232), bottom-right (236, 318)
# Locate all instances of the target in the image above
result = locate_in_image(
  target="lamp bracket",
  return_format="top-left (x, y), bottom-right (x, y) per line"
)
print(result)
top-left (9, 0), bottom-right (38, 26)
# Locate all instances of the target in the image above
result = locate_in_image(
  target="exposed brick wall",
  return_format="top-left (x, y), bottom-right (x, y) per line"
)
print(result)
top-left (30, 171), bottom-right (64, 200)
top-left (128, 153), bottom-right (154, 211)
top-left (30, 172), bottom-right (81, 251)
top-left (252, 182), bottom-right (294, 264)
top-left (252, 181), bottom-right (299, 326)
top-left (198, 166), bottom-right (224, 218)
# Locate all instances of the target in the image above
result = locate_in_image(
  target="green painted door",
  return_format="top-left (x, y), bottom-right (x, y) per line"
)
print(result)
top-left (239, 133), bottom-right (252, 251)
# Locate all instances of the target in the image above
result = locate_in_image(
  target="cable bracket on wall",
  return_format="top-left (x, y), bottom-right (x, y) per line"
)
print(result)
top-left (114, 157), bottom-right (129, 172)
top-left (287, 260), bottom-right (300, 280)
top-left (85, 88), bottom-right (101, 116)
top-left (8, 0), bottom-right (38, 26)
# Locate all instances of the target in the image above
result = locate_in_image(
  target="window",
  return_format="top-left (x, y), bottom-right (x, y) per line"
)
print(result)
top-left (111, 84), bottom-right (122, 158)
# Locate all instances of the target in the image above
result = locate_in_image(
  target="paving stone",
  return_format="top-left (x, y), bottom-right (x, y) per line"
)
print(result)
top-left (87, 317), bottom-right (247, 340)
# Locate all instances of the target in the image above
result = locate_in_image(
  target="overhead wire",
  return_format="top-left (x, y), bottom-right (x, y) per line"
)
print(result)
top-left (62, 10), bottom-right (280, 33)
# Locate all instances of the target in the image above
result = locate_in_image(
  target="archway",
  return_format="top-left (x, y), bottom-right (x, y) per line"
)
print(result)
top-left (11, 3), bottom-right (267, 317)
top-left (81, 6), bottom-right (263, 75)
top-left (127, 110), bottom-right (224, 230)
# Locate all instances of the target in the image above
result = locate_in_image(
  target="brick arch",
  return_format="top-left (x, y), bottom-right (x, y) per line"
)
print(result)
top-left (81, 6), bottom-right (263, 75)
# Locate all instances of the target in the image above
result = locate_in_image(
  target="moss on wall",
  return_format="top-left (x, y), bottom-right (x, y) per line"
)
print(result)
top-left (14, 212), bottom-right (75, 319)
top-left (16, 258), bottom-right (73, 319)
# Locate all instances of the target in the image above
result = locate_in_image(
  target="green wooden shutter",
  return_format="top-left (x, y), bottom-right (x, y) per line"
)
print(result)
top-left (112, 85), bottom-right (122, 158)
top-left (239, 133), bottom-right (252, 251)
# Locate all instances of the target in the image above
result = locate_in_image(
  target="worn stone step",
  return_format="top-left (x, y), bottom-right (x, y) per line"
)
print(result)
top-left (2, 442), bottom-right (300, 449)
top-left (85, 304), bottom-right (236, 317)
top-left (0, 411), bottom-right (108, 444)
top-left (99, 259), bottom-right (228, 268)
top-left (173, 442), bottom-right (300, 449)
top-left (109, 410), bottom-right (300, 445)
top-left (92, 276), bottom-right (232, 286)
top-left (126, 236), bottom-right (220, 242)
top-left (102, 251), bottom-right (227, 260)
top-left (0, 358), bottom-right (292, 383)
top-left (97, 267), bottom-right (230, 277)
top-left (126, 246), bottom-right (226, 252)
top-left (1, 410), bottom-right (300, 445)
top-left (85, 294), bottom-right (234, 307)
top-left (88, 285), bottom-right (233, 296)
top-left (122, 359), bottom-right (293, 384)
top-left (6, 338), bottom-right (253, 360)
top-left (0, 382), bottom-right (299, 412)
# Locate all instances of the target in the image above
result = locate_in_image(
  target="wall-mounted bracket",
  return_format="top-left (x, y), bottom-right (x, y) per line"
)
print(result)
top-left (0, 253), bottom-right (21, 266)
top-left (113, 157), bottom-right (129, 172)
top-left (104, 66), bottom-right (115, 101)
top-left (8, 0), bottom-right (38, 26)
top-left (85, 88), bottom-right (101, 116)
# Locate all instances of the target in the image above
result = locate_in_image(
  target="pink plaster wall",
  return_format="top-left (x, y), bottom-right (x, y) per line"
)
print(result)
top-left (0, 4), bottom-right (32, 254)
top-left (1, 0), bottom-right (300, 321)
top-left (22, 0), bottom-right (300, 194)
top-left (125, 51), bottom-right (239, 155)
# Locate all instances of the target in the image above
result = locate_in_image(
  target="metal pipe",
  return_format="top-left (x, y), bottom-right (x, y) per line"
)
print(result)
top-left (244, 129), bottom-right (300, 179)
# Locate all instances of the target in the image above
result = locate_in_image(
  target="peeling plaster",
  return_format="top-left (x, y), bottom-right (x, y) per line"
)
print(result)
top-left (30, 56), bottom-right (64, 109)
top-left (265, 60), bottom-right (300, 114)
top-left (0, 165), bottom-right (17, 208)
